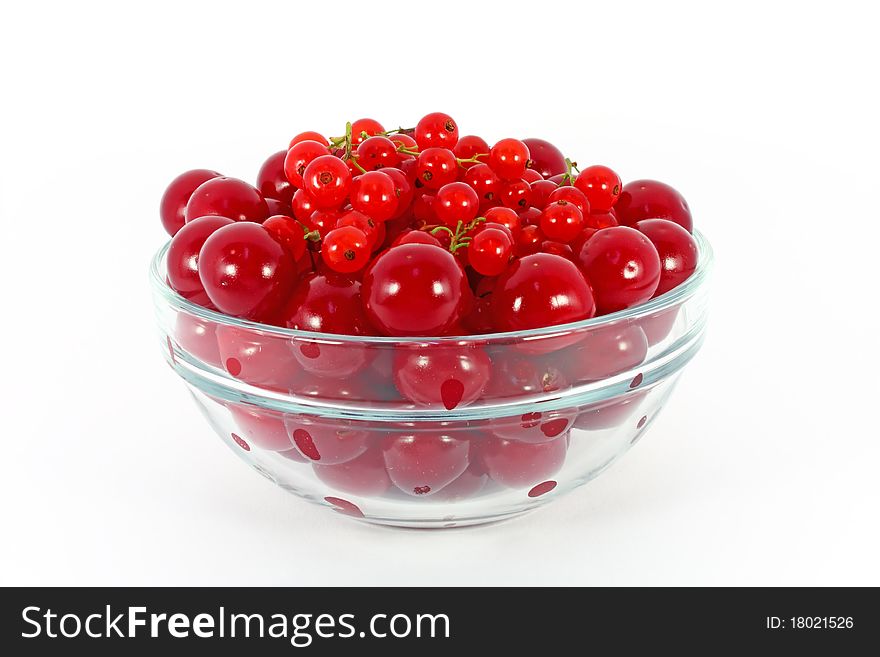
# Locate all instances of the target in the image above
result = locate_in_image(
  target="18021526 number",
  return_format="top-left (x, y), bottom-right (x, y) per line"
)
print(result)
top-left (791, 617), bottom-right (853, 629)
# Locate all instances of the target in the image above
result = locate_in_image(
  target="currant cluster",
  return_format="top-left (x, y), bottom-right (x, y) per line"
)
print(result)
top-left (162, 112), bottom-right (698, 338)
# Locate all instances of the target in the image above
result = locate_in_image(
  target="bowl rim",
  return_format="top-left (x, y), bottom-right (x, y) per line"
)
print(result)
top-left (150, 228), bottom-right (713, 344)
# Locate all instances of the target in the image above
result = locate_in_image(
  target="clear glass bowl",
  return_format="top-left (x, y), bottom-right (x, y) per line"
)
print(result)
top-left (150, 231), bottom-right (713, 527)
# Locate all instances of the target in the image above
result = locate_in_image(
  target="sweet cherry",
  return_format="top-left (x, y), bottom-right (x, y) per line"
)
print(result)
top-left (480, 433), bottom-right (568, 487)
top-left (263, 215), bottom-right (307, 261)
top-left (167, 215), bottom-right (234, 300)
top-left (522, 138), bottom-right (566, 178)
top-left (160, 169), bottom-right (222, 236)
top-left (615, 179), bottom-right (693, 233)
top-left (284, 415), bottom-right (369, 465)
top-left (257, 150), bottom-right (294, 205)
top-left (382, 431), bottom-right (471, 496)
top-left (184, 176), bottom-right (269, 224)
top-left (635, 219), bottom-right (698, 296)
top-left (393, 344), bottom-right (492, 409)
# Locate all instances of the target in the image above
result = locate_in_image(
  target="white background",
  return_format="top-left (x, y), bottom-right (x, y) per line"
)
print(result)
top-left (1, 0), bottom-right (878, 586)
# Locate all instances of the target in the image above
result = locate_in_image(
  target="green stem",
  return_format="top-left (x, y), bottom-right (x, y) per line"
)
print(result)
top-left (350, 156), bottom-right (367, 174)
top-left (456, 153), bottom-right (488, 165)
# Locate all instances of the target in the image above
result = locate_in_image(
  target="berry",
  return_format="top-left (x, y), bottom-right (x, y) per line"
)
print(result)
top-left (321, 226), bottom-right (371, 273)
top-left (382, 432), bottom-right (471, 496)
top-left (284, 415), bottom-right (369, 464)
top-left (381, 167), bottom-right (415, 219)
top-left (522, 138), bottom-right (566, 177)
top-left (290, 130), bottom-right (328, 147)
top-left (541, 240), bottom-right (575, 261)
top-left (262, 214), bottom-right (307, 261)
top-left (256, 150), bottom-right (294, 204)
top-left (585, 210), bottom-right (618, 229)
top-left (393, 344), bottom-right (492, 409)
top-left (216, 324), bottom-right (300, 390)
top-left (574, 165), bottom-right (622, 212)
top-left (433, 181), bottom-right (480, 227)
top-left (483, 206), bottom-right (522, 239)
top-left (615, 179), bottom-right (693, 233)
top-left (547, 185), bottom-right (590, 215)
top-left (492, 253), bottom-right (596, 332)
top-left (356, 136), bottom-right (401, 171)
top-left (462, 163), bottom-right (502, 206)
top-left (362, 243), bottom-right (468, 336)
top-left (500, 179), bottom-right (533, 211)
top-left (635, 218), bottom-right (698, 295)
top-left (389, 132), bottom-right (418, 157)
top-left (185, 176), bottom-right (269, 224)
top-left (488, 138), bottom-right (530, 181)
top-left (453, 135), bottom-right (489, 167)
top-left (313, 447), bottom-right (392, 496)
top-left (284, 139), bottom-right (329, 188)
top-left (167, 215), bottom-right (234, 300)
top-left (515, 224), bottom-right (544, 257)
top-left (198, 222), bottom-right (296, 320)
top-left (173, 311), bottom-right (221, 366)
top-left (481, 433), bottom-right (568, 487)
top-left (336, 210), bottom-right (380, 249)
top-left (229, 405), bottom-right (293, 451)
top-left (577, 226), bottom-right (662, 314)
top-left (539, 200), bottom-right (584, 243)
top-left (469, 227), bottom-right (513, 276)
top-left (265, 198), bottom-right (294, 218)
top-left (302, 155), bottom-right (351, 210)
top-left (528, 179), bottom-right (557, 209)
top-left (290, 188), bottom-right (315, 222)
top-left (306, 209), bottom-right (340, 237)
top-left (557, 324), bottom-right (649, 382)
top-left (415, 147), bottom-right (458, 189)
top-left (521, 168), bottom-right (543, 183)
top-left (414, 112), bottom-right (459, 150)
top-left (349, 171), bottom-right (398, 221)
top-left (350, 118), bottom-right (385, 146)
top-left (160, 169), bottom-right (222, 236)
top-left (393, 230), bottom-right (442, 247)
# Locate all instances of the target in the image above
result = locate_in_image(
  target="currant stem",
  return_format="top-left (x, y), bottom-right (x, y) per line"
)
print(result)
top-left (304, 229), bottom-right (322, 242)
top-left (351, 157), bottom-right (367, 174)
top-left (343, 121), bottom-right (353, 161)
top-left (560, 158), bottom-right (579, 186)
top-left (456, 153), bottom-right (488, 165)
top-left (397, 146), bottom-right (421, 156)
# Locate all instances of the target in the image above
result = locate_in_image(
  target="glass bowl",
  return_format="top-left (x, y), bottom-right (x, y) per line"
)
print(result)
top-left (150, 231), bottom-right (713, 527)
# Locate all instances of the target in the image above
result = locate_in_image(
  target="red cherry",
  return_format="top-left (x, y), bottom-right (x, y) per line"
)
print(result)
top-left (393, 344), bottom-right (492, 409)
top-left (488, 409), bottom-right (576, 444)
top-left (284, 415), bottom-right (369, 465)
top-left (215, 324), bottom-right (300, 390)
top-left (615, 179), bottom-right (693, 233)
top-left (547, 185), bottom-right (590, 215)
top-left (290, 131), bottom-right (328, 147)
top-left (483, 354), bottom-right (570, 401)
top-left (469, 227), bottom-right (513, 276)
top-left (429, 465), bottom-right (489, 501)
top-left (574, 392), bottom-right (647, 431)
top-left (414, 112), bottom-right (459, 150)
top-left (481, 433), bottom-right (568, 487)
top-left (160, 169), bottom-right (222, 236)
top-left (492, 253), bottom-right (596, 332)
top-left (313, 446), bottom-right (392, 497)
top-left (355, 136), bottom-right (401, 171)
top-left (415, 147), bottom-right (458, 189)
top-left (350, 118), bottom-right (385, 146)
top-left (256, 150), bottom-right (294, 205)
top-left (462, 163), bottom-right (502, 207)
top-left (539, 200), bottom-right (584, 243)
top-left (638, 306), bottom-right (680, 346)
top-left (556, 323), bottom-right (649, 382)
top-left (585, 210), bottom-right (618, 229)
top-left (283, 273), bottom-right (374, 378)
top-left (198, 222), bottom-right (297, 320)
top-left (173, 311), bottom-right (220, 366)
top-left (489, 138), bottom-right (530, 181)
top-left (349, 171), bottom-right (398, 222)
top-left (228, 405), bottom-right (293, 451)
top-left (392, 230), bottom-right (442, 247)
top-left (522, 138), bottom-right (566, 177)
top-left (283, 139), bottom-right (329, 188)
top-left (362, 243), bottom-right (468, 336)
top-left (541, 240), bottom-right (575, 261)
top-left (167, 215), bottom-right (234, 299)
top-left (302, 155), bottom-right (351, 210)
top-left (634, 219), bottom-right (698, 296)
top-left (265, 198), bottom-right (294, 218)
top-left (263, 215), bottom-right (307, 261)
top-left (433, 182), bottom-right (480, 227)
top-left (453, 135), bottom-right (490, 167)
top-left (574, 165), bottom-right (622, 212)
top-left (185, 176), bottom-right (269, 224)
top-left (382, 432), bottom-right (471, 496)
top-left (577, 226), bottom-right (661, 314)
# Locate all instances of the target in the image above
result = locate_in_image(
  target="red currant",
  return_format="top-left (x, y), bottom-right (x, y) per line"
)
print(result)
top-left (290, 188), bottom-right (315, 222)
top-left (462, 163), bottom-right (502, 207)
top-left (362, 243), bottom-right (468, 336)
top-left (577, 226), bottom-right (662, 314)
top-left (356, 136), bottom-right (401, 171)
top-left (321, 226), bottom-right (370, 273)
top-left (585, 210), bottom-right (618, 229)
top-left (415, 147), bottom-right (458, 189)
top-left (469, 227), bottom-right (513, 276)
top-left (488, 138), bottom-right (530, 181)
top-left (336, 209), bottom-right (380, 249)
top-left (290, 130), bottom-right (328, 147)
top-left (453, 134), bottom-right (489, 167)
top-left (522, 138), bottom-right (566, 177)
top-left (167, 215), bottom-right (234, 300)
top-left (389, 132), bottom-right (418, 158)
top-left (185, 176), bottom-right (269, 224)
top-left (381, 167), bottom-right (415, 220)
top-left (635, 218), bottom-right (698, 295)
top-left (574, 165), bottom-right (622, 212)
top-left (540, 200), bottom-right (584, 243)
top-left (541, 240), bottom-right (575, 261)
top-left (529, 179), bottom-right (558, 209)
top-left (615, 179), bottom-right (693, 232)
top-left (198, 221), bottom-right (297, 320)
top-left (265, 198), bottom-right (294, 218)
top-left (515, 224), bottom-right (544, 257)
top-left (547, 185), bottom-right (590, 215)
top-left (349, 170), bottom-right (398, 222)
top-left (500, 179), bottom-right (533, 211)
top-left (284, 139), bottom-right (330, 188)
top-left (302, 155), bottom-right (351, 210)
top-left (433, 181), bottom-right (480, 227)
top-left (414, 112), bottom-right (459, 150)
top-left (256, 150), bottom-right (294, 205)
top-left (263, 214), bottom-right (307, 261)
top-left (350, 118), bottom-right (385, 146)
top-left (160, 169), bottom-right (222, 236)
top-left (483, 206), bottom-right (522, 239)
top-left (382, 431), bottom-right (471, 496)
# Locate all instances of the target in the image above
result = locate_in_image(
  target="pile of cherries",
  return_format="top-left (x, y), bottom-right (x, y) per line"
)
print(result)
top-left (162, 112), bottom-right (698, 340)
